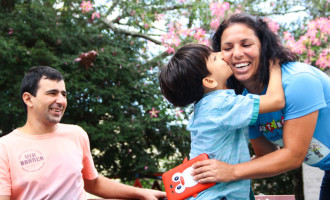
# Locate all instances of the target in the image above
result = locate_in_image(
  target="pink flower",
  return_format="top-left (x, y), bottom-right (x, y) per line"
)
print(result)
top-left (155, 12), bottom-right (164, 21)
top-left (144, 23), bottom-right (149, 29)
top-left (209, 2), bottom-right (230, 18)
top-left (80, 1), bottom-right (93, 13)
top-left (316, 49), bottom-right (330, 69)
top-left (149, 108), bottom-right (159, 118)
top-left (166, 46), bottom-right (175, 54)
top-left (193, 28), bottom-right (206, 40)
top-left (210, 18), bottom-right (220, 29)
top-left (144, 166), bottom-right (148, 170)
top-left (264, 17), bottom-right (280, 34)
top-left (91, 12), bottom-right (100, 20)
top-left (175, 109), bottom-right (183, 117)
top-left (8, 28), bottom-right (13, 34)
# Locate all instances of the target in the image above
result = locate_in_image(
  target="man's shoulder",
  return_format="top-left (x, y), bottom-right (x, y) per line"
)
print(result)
top-left (0, 130), bottom-right (18, 143)
top-left (58, 123), bottom-right (88, 138)
top-left (58, 123), bottom-right (84, 131)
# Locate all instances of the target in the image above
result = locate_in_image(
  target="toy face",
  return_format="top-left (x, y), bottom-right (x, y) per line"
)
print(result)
top-left (162, 153), bottom-right (216, 200)
top-left (170, 167), bottom-right (198, 194)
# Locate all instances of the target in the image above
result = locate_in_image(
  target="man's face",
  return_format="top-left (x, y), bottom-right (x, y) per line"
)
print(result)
top-left (29, 77), bottom-right (67, 126)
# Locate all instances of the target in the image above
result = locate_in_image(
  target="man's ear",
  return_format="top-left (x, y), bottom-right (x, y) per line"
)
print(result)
top-left (22, 92), bottom-right (33, 108)
top-left (202, 76), bottom-right (218, 89)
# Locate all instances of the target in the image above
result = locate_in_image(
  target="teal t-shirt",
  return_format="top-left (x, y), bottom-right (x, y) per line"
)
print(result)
top-left (248, 62), bottom-right (330, 170)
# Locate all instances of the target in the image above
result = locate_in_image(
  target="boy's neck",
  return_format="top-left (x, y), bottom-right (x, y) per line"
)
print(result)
top-left (204, 86), bottom-right (228, 94)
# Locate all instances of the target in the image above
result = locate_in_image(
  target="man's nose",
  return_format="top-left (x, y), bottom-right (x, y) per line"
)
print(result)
top-left (55, 94), bottom-right (67, 104)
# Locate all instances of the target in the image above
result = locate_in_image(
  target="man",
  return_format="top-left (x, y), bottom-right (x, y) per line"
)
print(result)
top-left (0, 66), bottom-right (166, 200)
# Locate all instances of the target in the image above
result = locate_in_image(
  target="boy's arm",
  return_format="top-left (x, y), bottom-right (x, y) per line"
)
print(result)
top-left (259, 60), bottom-right (285, 114)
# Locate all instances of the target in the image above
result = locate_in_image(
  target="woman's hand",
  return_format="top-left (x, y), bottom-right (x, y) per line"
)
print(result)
top-left (191, 159), bottom-right (236, 183)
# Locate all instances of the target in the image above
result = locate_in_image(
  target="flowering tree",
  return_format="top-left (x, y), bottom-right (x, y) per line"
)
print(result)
top-left (0, 0), bottom-right (328, 197)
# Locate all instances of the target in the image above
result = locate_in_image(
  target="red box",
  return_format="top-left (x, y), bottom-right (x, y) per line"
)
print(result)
top-left (162, 153), bottom-right (216, 200)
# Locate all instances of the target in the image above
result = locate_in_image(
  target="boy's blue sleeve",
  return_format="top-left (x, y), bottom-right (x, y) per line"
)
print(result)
top-left (211, 93), bottom-right (260, 130)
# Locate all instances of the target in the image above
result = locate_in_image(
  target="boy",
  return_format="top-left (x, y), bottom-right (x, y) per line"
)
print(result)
top-left (159, 43), bottom-right (284, 199)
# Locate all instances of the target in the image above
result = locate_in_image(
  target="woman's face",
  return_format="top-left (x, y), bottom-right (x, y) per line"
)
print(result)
top-left (220, 23), bottom-right (261, 86)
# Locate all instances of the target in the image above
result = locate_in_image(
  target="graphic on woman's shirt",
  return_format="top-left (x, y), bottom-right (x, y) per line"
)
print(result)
top-left (269, 138), bottom-right (329, 166)
top-left (304, 138), bottom-right (330, 165)
top-left (258, 116), bottom-right (284, 133)
top-left (19, 150), bottom-right (45, 172)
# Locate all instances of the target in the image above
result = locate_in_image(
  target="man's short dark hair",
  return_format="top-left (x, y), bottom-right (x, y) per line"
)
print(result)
top-left (20, 66), bottom-right (64, 113)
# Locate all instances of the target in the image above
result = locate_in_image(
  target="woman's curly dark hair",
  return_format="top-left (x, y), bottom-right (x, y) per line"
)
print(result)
top-left (212, 13), bottom-right (298, 94)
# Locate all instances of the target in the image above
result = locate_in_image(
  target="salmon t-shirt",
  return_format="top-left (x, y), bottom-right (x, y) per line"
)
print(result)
top-left (0, 123), bottom-right (98, 200)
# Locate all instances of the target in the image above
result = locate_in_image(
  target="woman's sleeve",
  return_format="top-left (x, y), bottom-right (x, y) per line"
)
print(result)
top-left (284, 72), bottom-right (326, 120)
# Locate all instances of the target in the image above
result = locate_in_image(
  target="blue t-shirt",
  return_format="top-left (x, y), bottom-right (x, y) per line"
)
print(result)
top-left (248, 62), bottom-right (330, 170)
top-left (187, 89), bottom-right (260, 200)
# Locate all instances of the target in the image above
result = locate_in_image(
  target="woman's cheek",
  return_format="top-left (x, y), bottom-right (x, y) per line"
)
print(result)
top-left (221, 52), bottom-right (231, 64)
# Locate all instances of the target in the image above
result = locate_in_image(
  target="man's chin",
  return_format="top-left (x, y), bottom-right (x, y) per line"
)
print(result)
top-left (48, 117), bottom-right (62, 124)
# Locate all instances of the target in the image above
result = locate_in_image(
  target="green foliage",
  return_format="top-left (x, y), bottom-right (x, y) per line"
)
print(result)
top-left (0, 1), bottom-right (190, 181)
top-left (0, 0), bottom-right (328, 198)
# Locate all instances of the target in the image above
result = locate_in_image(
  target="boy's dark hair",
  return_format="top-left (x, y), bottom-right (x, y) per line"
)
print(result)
top-left (212, 13), bottom-right (298, 94)
top-left (159, 43), bottom-right (212, 107)
top-left (20, 66), bottom-right (64, 113)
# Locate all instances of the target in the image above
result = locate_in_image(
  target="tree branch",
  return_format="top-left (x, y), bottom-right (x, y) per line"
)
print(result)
top-left (101, 18), bottom-right (162, 45)
top-left (252, 8), bottom-right (309, 17)
top-left (145, 51), bottom-right (171, 68)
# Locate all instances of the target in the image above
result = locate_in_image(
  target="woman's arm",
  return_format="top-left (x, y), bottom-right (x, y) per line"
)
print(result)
top-left (250, 135), bottom-right (279, 158)
top-left (258, 60), bottom-right (285, 114)
top-left (191, 111), bottom-right (317, 183)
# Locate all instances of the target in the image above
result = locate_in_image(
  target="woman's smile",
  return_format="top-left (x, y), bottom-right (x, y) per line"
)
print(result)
top-left (220, 23), bottom-right (261, 86)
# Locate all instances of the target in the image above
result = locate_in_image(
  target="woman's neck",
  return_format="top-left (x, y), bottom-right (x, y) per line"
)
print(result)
top-left (243, 80), bottom-right (265, 94)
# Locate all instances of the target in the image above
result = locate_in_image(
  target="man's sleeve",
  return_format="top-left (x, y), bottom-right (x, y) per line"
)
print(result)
top-left (78, 127), bottom-right (99, 180)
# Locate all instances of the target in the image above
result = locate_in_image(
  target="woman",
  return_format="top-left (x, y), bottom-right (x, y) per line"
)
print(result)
top-left (191, 13), bottom-right (330, 199)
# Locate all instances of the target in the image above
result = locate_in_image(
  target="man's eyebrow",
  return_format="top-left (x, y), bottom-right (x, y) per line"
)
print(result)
top-left (46, 89), bottom-right (60, 93)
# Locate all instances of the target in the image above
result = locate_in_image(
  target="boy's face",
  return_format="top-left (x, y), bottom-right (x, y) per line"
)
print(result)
top-left (206, 52), bottom-right (233, 89)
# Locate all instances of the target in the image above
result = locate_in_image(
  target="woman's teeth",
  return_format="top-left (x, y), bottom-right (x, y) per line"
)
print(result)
top-left (235, 63), bottom-right (250, 70)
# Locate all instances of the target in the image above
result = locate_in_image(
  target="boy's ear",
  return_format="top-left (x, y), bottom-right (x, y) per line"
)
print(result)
top-left (202, 76), bottom-right (218, 89)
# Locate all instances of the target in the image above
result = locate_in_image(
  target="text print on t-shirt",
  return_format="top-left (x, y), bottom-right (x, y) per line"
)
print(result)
top-left (19, 150), bottom-right (45, 172)
top-left (258, 116), bottom-right (285, 133)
